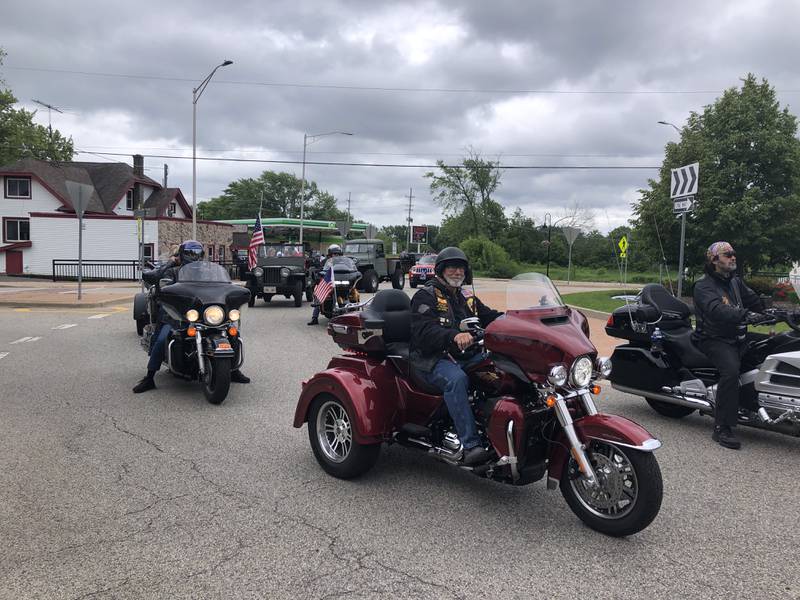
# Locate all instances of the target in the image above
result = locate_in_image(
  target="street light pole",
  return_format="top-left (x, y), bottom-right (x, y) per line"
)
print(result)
top-left (543, 213), bottom-right (552, 277)
top-left (298, 131), bottom-right (353, 244)
top-left (657, 120), bottom-right (681, 135)
top-left (192, 59), bottom-right (233, 240)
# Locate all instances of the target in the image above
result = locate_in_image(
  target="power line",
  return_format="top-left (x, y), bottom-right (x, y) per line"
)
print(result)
top-left (72, 150), bottom-right (659, 169)
top-left (9, 65), bottom-right (800, 95)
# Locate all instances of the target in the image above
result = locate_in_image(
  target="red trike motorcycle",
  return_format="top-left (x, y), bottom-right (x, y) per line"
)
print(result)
top-left (294, 273), bottom-right (664, 536)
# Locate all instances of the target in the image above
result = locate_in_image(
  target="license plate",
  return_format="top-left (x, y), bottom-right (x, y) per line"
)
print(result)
top-left (264, 286), bottom-right (277, 293)
top-left (217, 342), bottom-right (232, 350)
top-left (419, 274), bottom-right (426, 280)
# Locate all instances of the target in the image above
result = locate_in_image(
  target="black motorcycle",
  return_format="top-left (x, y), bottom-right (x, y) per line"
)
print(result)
top-left (605, 283), bottom-right (800, 437)
top-left (135, 261), bottom-right (250, 404)
top-left (316, 256), bottom-right (362, 320)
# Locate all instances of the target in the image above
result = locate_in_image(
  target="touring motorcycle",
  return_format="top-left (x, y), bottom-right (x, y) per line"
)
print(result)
top-left (294, 274), bottom-right (664, 536)
top-left (605, 283), bottom-right (800, 437)
top-left (133, 261), bottom-right (250, 404)
top-left (316, 256), bottom-right (362, 320)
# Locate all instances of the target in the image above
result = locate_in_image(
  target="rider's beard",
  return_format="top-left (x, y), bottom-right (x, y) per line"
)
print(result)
top-left (443, 274), bottom-right (464, 288)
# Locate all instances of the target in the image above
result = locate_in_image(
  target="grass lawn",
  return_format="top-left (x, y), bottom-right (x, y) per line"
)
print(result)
top-left (562, 290), bottom-right (791, 333)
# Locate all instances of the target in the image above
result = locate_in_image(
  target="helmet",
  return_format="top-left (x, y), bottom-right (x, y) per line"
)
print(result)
top-left (178, 240), bottom-right (204, 264)
top-left (434, 246), bottom-right (472, 284)
top-left (327, 244), bottom-right (343, 257)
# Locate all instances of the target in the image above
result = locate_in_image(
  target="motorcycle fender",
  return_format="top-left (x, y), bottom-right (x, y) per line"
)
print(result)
top-left (547, 414), bottom-right (661, 485)
top-left (133, 293), bottom-right (149, 320)
top-left (293, 368), bottom-right (399, 444)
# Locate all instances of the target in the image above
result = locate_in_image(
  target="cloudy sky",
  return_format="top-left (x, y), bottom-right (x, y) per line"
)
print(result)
top-left (2, 0), bottom-right (799, 231)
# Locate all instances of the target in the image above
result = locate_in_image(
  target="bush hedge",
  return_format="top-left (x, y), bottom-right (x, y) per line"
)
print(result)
top-left (461, 236), bottom-right (518, 278)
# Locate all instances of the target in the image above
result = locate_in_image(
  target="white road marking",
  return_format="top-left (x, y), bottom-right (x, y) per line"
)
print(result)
top-left (9, 336), bottom-right (41, 344)
top-left (0, 352), bottom-right (8, 360)
top-left (57, 288), bottom-right (104, 294)
top-left (52, 323), bottom-right (78, 330)
top-left (88, 313), bottom-right (111, 319)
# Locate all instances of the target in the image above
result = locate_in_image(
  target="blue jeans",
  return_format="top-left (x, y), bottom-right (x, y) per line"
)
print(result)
top-left (417, 352), bottom-right (486, 449)
top-left (148, 323), bottom-right (172, 372)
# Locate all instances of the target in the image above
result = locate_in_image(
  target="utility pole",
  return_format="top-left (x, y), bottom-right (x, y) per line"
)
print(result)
top-left (406, 188), bottom-right (414, 252)
top-left (346, 192), bottom-right (351, 227)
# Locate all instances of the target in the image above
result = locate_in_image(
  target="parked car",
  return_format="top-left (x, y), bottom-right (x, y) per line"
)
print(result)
top-left (409, 254), bottom-right (437, 288)
top-left (245, 242), bottom-right (314, 307)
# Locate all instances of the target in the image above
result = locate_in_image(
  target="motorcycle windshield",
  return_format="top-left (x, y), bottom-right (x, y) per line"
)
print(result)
top-left (326, 256), bottom-right (358, 273)
top-left (176, 261), bottom-right (232, 283)
top-left (506, 272), bottom-right (565, 310)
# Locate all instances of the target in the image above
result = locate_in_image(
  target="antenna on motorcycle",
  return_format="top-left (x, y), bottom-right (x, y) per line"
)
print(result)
top-left (652, 215), bottom-right (674, 295)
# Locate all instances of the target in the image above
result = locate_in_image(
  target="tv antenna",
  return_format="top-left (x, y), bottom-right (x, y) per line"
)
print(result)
top-left (32, 99), bottom-right (65, 134)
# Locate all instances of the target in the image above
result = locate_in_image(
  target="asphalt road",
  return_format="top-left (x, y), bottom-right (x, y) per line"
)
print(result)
top-left (1, 294), bottom-right (798, 600)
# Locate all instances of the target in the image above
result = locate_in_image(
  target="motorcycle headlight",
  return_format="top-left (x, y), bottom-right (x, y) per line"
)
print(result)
top-left (228, 309), bottom-right (241, 322)
top-left (570, 356), bottom-right (594, 388)
top-left (597, 356), bottom-right (612, 378)
top-left (203, 305), bottom-right (225, 326)
top-left (252, 267), bottom-right (263, 277)
top-left (280, 267), bottom-right (290, 278)
top-left (547, 365), bottom-right (568, 387)
top-left (185, 309), bottom-right (199, 322)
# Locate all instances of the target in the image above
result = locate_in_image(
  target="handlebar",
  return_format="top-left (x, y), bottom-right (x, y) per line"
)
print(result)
top-left (759, 308), bottom-right (800, 332)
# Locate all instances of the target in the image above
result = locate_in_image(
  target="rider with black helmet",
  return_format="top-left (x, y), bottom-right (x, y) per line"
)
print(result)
top-left (410, 246), bottom-right (503, 465)
top-left (307, 244), bottom-right (344, 326)
top-left (133, 240), bottom-right (250, 393)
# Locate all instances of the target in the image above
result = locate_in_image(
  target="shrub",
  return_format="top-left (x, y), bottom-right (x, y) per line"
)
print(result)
top-left (461, 236), bottom-right (518, 278)
top-left (744, 276), bottom-right (775, 297)
top-left (773, 282), bottom-right (799, 304)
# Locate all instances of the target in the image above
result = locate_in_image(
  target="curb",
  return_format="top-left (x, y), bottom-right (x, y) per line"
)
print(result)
top-left (567, 305), bottom-right (612, 320)
top-left (0, 295), bottom-right (136, 309)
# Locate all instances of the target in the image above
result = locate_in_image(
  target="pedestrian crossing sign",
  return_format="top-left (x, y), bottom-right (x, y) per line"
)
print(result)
top-left (618, 236), bottom-right (628, 258)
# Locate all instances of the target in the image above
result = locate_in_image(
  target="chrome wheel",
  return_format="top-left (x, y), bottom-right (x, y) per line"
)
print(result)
top-left (569, 441), bottom-right (638, 520)
top-left (315, 400), bottom-right (353, 463)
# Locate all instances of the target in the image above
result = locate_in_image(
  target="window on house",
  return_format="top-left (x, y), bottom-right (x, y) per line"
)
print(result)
top-left (208, 245), bottom-right (215, 261)
top-left (125, 189), bottom-right (134, 210)
top-left (3, 218), bottom-right (30, 242)
top-left (168, 202), bottom-right (177, 217)
top-left (143, 244), bottom-right (154, 262)
top-left (5, 177), bottom-right (31, 199)
top-left (218, 246), bottom-right (225, 262)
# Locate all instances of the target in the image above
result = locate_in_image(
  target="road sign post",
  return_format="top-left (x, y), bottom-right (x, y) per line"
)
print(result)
top-left (65, 182), bottom-right (93, 300)
top-left (671, 163), bottom-right (699, 298)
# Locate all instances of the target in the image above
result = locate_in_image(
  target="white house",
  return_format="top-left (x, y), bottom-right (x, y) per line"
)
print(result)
top-left (0, 155), bottom-right (232, 276)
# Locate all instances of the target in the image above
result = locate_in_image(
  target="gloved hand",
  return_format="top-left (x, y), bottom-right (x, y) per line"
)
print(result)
top-left (744, 311), bottom-right (767, 325)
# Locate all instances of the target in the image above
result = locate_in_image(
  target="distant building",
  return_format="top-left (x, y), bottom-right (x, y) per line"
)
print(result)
top-left (0, 154), bottom-right (232, 276)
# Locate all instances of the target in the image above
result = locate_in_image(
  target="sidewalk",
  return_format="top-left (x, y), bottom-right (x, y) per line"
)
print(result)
top-left (0, 278), bottom-right (140, 308)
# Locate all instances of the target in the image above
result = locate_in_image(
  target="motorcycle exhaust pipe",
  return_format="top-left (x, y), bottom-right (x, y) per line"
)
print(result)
top-left (612, 383), bottom-right (713, 412)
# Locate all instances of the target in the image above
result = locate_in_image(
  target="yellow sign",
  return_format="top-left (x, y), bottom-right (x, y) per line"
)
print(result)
top-left (618, 236), bottom-right (628, 258)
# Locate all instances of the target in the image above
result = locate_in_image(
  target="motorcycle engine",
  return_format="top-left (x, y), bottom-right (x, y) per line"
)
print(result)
top-left (442, 429), bottom-right (462, 452)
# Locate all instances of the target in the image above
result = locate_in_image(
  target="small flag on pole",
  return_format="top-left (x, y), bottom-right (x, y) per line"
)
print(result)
top-left (248, 214), bottom-right (265, 270)
top-left (314, 264), bottom-right (334, 304)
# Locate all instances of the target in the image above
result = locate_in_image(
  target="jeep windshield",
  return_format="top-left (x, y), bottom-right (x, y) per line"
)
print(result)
top-left (419, 255), bottom-right (437, 265)
top-left (344, 243), bottom-right (373, 254)
top-left (259, 244), bottom-right (306, 258)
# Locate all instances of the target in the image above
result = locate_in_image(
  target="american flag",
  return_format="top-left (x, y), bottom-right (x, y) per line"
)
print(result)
top-left (314, 263), bottom-right (335, 304)
top-left (248, 214), bottom-right (265, 270)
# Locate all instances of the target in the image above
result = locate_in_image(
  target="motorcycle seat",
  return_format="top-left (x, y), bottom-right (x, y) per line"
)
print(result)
top-left (662, 328), bottom-right (715, 368)
top-left (640, 284), bottom-right (693, 330)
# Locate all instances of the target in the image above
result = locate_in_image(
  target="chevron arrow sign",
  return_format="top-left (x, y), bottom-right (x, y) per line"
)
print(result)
top-left (670, 162), bottom-right (699, 199)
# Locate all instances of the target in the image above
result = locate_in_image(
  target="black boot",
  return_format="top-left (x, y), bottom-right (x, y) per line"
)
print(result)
top-left (307, 318), bottom-right (319, 326)
top-left (462, 446), bottom-right (490, 466)
top-left (712, 426), bottom-right (741, 450)
top-left (230, 369), bottom-right (250, 384)
top-left (132, 374), bottom-right (156, 393)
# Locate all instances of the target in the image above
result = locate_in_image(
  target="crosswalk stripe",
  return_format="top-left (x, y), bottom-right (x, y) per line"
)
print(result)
top-left (88, 313), bottom-right (111, 319)
top-left (9, 337), bottom-right (33, 344)
top-left (0, 352), bottom-right (8, 360)
top-left (52, 323), bottom-right (78, 330)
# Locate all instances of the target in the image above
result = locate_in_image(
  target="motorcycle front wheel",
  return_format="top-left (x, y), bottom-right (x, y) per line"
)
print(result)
top-left (560, 440), bottom-right (662, 537)
top-left (308, 394), bottom-right (380, 479)
top-left (202, 357), bottom-right (231, 405)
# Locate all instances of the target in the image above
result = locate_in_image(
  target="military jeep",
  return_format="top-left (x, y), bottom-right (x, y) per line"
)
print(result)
top-left (245, 242), bottom-right (314, 307)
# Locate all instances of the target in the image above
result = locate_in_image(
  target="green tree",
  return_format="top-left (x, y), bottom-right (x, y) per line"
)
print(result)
top-left (425, 148), bottom-right (503, 237)
top-left (0, 49), bottom-right (74, 165)
top-left (198, 170), bottom-right (348, 221)
top-left (632, 74), bottom-right (800, 272)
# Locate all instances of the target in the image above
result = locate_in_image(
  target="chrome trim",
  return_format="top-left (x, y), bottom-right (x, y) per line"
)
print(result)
top-left (235, 338), bottom-right (245, 370)
top-left (331, 323), bottom-right (349, 334)
top-left (588, 436), bottom-right (662, 452)
top-left (195, 329), bottom-right (205, 376)
top-left (553, 394), bottom-right (598, 486)
top-left (612, 383), bottom-right (714, 412)
top-left (506, 421), bottom-right (519, 483)
top-left (167, 339), bottom-right (176, 373)
top-left (579, 392), bottom-right (599, 416)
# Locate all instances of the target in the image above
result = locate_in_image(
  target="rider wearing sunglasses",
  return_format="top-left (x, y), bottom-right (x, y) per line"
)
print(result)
top-left (693, 241), bottom-right (765, 449)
